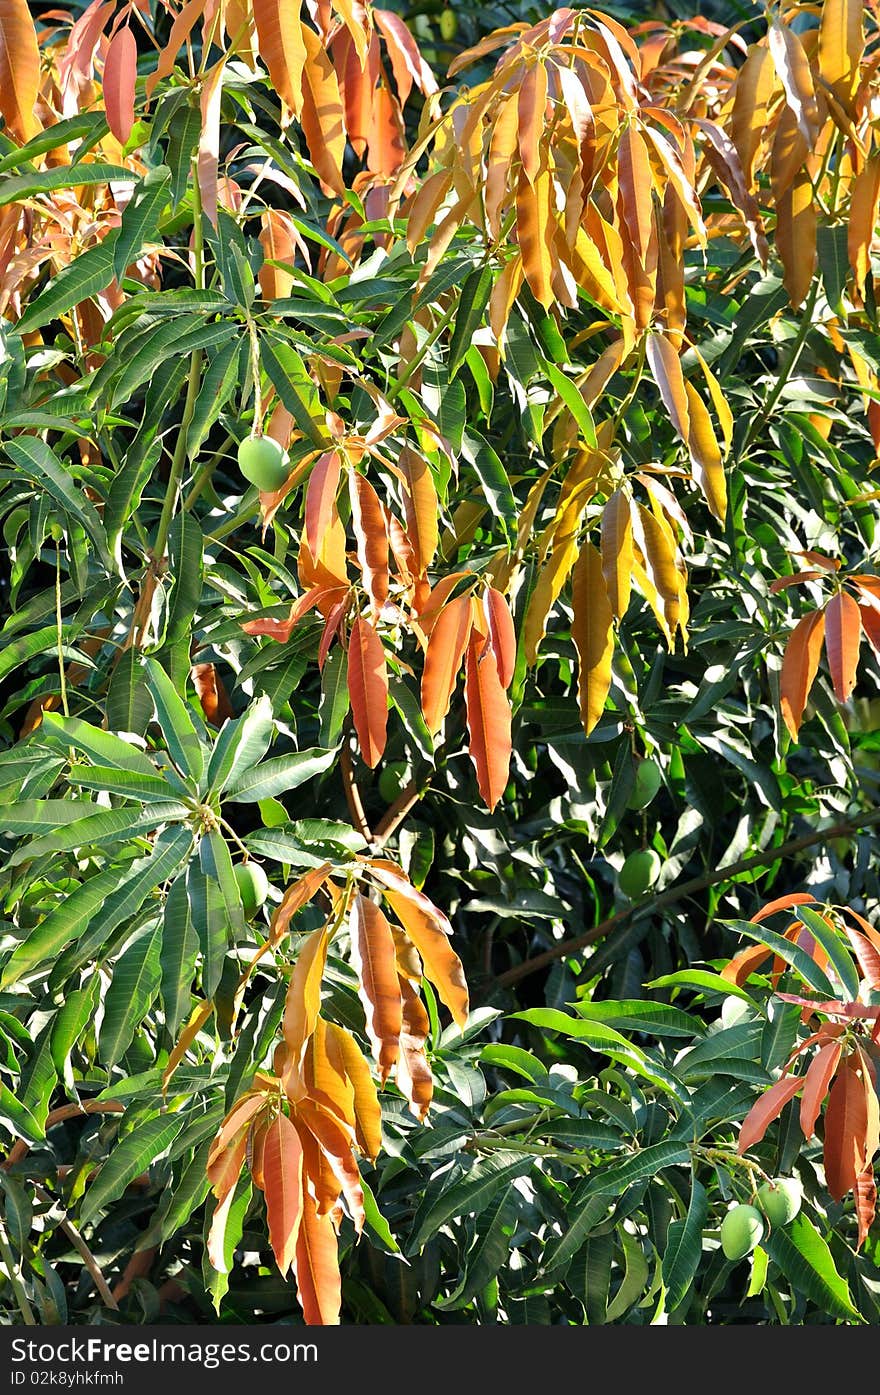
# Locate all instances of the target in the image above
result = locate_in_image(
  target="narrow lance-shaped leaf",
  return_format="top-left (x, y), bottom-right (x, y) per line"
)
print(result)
top-left (421, 594), bottom-right (472, 735)
top-left (263, 1111), bottom-right (304, 1277)
top-left (823, 590), bottom-right (861, 703)
top-left (349, 895), bottom-right (402, 1081)
top-left (381, 885), bottom-right (469, 1028)
top-left (780, 609), bottom-right (825, 739)
top-left (349, 473), bottom-right (389, 618)
top-left (294, 1189), bottom-right (341, 1325)
top-left (738, 1072), bottom-right (803, 1154)
top-left (571, 539), bottom-right (614, 737)
top-left (347, 617), bottom-right (387, 768)
top-left (0, 0), bottom-right (40, 141)
top-left (103, 24), bottom-right (137, 145)
top-left (464, 627), bottom-right (512, 812)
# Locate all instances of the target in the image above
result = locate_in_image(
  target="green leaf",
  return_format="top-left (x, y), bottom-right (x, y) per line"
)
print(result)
top-left (40, 711), bottom-right (156, 774)
top-left (544, 361), bottom-right (597, 446)
top-left (0, 165), bottom-right (131, 209)
top-left (817, 223), bottom-right (848, 318)
top-left (567, 1233), bottom-right (613, 1323)
top-left (145, 657), bottom-right (206, 786)
top-left (50, 977), bottom-right (100, 1085)
top-left (0, 1175), bottom-right (34, 1254)
top-left (114, 166), bottom-right (171, 285)
top-left (80, 1114), bottom-right (184, 1226)
top-left (448, 266), bottom-right (494, 378)
top-left (161, 873), bottom-right (198, 1037)
top-left (199, 828), bottom-right (246, 939)
top-left (360, 1176), bottom-right (401, 1255)
top-left (224, 747), bottom-right (336, 802)
top-left (7, 804), bottom-right (183, 869)
top-left (106, 650), bottom-right (153, 737)
top-left (0, 798), bottom-right (101, 833)
top-left (0, 114), bottom-right (107, 175)
top-left (605, 1226), bottom-right (650, 1320)
top-left (763, 1213), bottom-right (861, 1321)
top-left (794, 905), bottom-right (861, 1000)
top-left (319, 646), bottom-right (348, 748)
top-left (662, 1174), bottom-right (707, 1310)
top-left (409, 1152), bottom-right (531, 1254)
top-left (572, 999), bottom-right (705, 1037)
top-left (260, 336), bottom-right (325, 446)
top-left (185, 336), bottom-right (241, 459)
top-left (206, 695), bottom-right (274, 794)
top-left (0, 1081), bottom-right (44, 1145)
top-left (15, 234), bottom-right (118, 336)
top-left (585, 1142), bottom-right (691, 1196)
top-left (722, 920), bottom-right (839, 999)
top-left (645, 969), bottom-right (760, 1007)
top-left (164, 511), bottom-right (204, 649)
top-left (99, 921), bottom-right (163, 1068)
top-left (1, 864), bottom-right (132, 988)
top-left (436, 1186), bottom-right (517, 1310)
top-left (541, 1186), bottom-right (610, 1274)
top-left (461, 430), bottom-right (517, 521)
top-left (4, 438), bottom-right (112, 572)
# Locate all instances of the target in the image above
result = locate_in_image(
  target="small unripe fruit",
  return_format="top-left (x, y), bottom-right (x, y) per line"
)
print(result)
top-left (617, 849), bottom-right (661, 899)
top-left (626, 759), bottom-right (662, 810)
top-left (378, 761), bottom-right (410, 804)
top-left (720, 1204), bottom-right (765, 1261)
top-left (438, 7), bottom-right (458, 39)
top-left (236, 435), bottom-right (289, 492)
top-left (756, 1178), bottom-right (802, 1228)
top-left (234, 862), bottom-right (270, 918)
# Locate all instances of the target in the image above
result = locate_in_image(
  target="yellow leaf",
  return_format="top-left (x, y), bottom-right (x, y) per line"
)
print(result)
top-left (380, 886), bottom-right (469, 1028)
top-left (571, 540), bottom-right (614, 736)
top-left (516, 165), bottom-right (554, 310)
top-left (776, 167), bottom-right (817, 310)
top-left (523, 531), bottom-right (580, 665)
top-left (601, 489), bottom-right (633, 620)
top-left (819, 0), bottom-right (864, 109)
top-left (326, 1021), bottom-right (382, 1160)
top-left (252, 0), bottom-right (306, 119)
top-left (282, 924), bottom-right (330, 1081)
top-left (683, 380), bottom-right (727, 522)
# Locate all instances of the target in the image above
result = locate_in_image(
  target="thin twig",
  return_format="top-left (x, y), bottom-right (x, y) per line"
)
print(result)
top-left (0, 1214), bottom-right (36, 1324)
top-left (32, 1184), bottom-right (119, 1311)
top-left (493, 806), bottom-right (880, 989)
top-left (340, 727), bottom-right (374, 844)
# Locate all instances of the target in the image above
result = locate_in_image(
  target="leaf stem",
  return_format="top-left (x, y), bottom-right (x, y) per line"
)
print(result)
top-left (0, 1214), bottom-right (36, 1324)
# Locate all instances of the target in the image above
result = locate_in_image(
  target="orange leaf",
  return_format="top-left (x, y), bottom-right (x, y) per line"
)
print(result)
top-left (0, 0), bottom-right (40, 142)
top-left (252, 0), bottom-right (306, 116)
top-left (775, 168), bottom-right (817, 311)
top-left (258, 209), bottom-right (300, 301)
top-left (367, 859), bottom-right (454, 938)
top-left (854, 1165), bottom-right (876, 1250)
top-left (326, 1021), bottom-right (383, 1159)
top-left (197, 58), bottom-right (226, 227)
top-left (263, 1111), bottom-right (304, 1277)
top-left (848, 154), bottom-right (880, 291)
top-left (282, 924), bottom-right (330, 1078)
top-left (730, 42), bottom-right (776, 189)
top-left (571, 539), bottom-right (614, 738)
top-left (374, 8), bottom-right (438, 105)
top-left (301, 23), bottom-right (346, 197)
top-left (722, 942), bottom-right (773, 986)
top-left (768, 19), bottom-right (820, 149)
top-left (206, 1125), bottom-right (249, 1202)
top-left (779, 608), bottom-right (826, 739)
top-left (191, 663), bottom-right (233, 728)
top-left (208, 1094), bottom-right (266, 1179)
top-left (818, 0), bottom-right (864, 109)
top-left (305, 451), bottom-right (342, 561)
top-left (296, 1095), bottom-right (364, 1230)
top-left (303, 1017), bottom-right (356, 1133)
top-left (464, 629), bottom-right (512, 813)
top-left (239, 862), bottom-right (332, 991)
top-left (395, 974), bottom-right (433, 1119)
top-left (738, 1072), bottom-right (803, 1154)
top-left (800, 1041), bottom-right (842, 1140)
top-left (752, 892), bottom-right (817, 923)
top-left (843, 926), bottom-right (880, 989)
top-left (103, 24), bottom-right (137, 145)
top-left (347, 616), bottom-right (388, 767)
top-left (349, 473), bottom-right (389, 618)
top-left (824, 590), bottom-right (861, 702)
top-left (824, 1056), bottom-right (869, 1200)
top-left (601, 489), bottom-right (633, 621)
top-left (617, 124), bottom-right (654, 260)
top-left (517, 61), bottom-right (547, 186)
top-left (421, 593), bottom-right (472, 734)
top-left (399, 445), bottom-right (438, 576)
top-left (683, 380), bottom-right (726, 522)
top-left (381, 885), bottom-right (469, 1028)
top-left (516, 165), bottom-right (554, 310)
top-left (294, 1186), bottom-right (341, 1325)
top-left (349, 894), bottom-right (402, 1081)
top-left (483, 588), bottom-right (516, 688)
top-left (146, 0), bottom-right (204, 99)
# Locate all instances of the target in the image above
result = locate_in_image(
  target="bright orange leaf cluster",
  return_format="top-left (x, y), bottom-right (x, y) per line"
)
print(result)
top-left (202, 854), bottom-right (467, 1323)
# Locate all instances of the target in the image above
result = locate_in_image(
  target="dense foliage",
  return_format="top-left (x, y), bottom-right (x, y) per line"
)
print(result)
top-left (1, 0), bottom-right (880, 1327)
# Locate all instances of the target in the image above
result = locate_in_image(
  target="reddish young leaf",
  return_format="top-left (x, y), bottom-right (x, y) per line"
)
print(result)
top-left (752, 892), bottom-right (817, 923)
top-left (208, 1094), bottom-right (266, 1176)
top-left (263, 1111), bottom-right (304, 1278)
top-left (824, 590), bottom-right (861, 702)
top-left (738, 1072), bottom-right (803, 1154)
top-left (349, 894), bottom-right (402, 1081)
top-left (398, 445), bottom-right (438, 576)
top-left (768, 571), bottom-right (824, 594)
top-left (347, 616), bottom-right (388, 767)
top-left (294, 1189), bottom-right (342, 1325)
top-left (779, 608), bottom-right (825, 739)
top-left (421, 594), bottom-right (472, 734)
top-left (800, 1041), bottom-right (843, 1140)
top-left (843, 926), bottom-right (880, 989)
top-left (317, 594), bottom-right (350, 670)
top-left (103, 23), bottom-right (137, 145)
top-left (824, 1056), bottom-right (869, 1200)
top-left (722, 942), bottom-right (773, 985)
top-left (191, 663), bottom-right (233, 728)
top-left (252, 0), bottom-right (306, 116)
top-left (367, 860), bottom-right (455, 939)
top-left (854, 1166), bottom-right (876, 1251)
top-left (483, 587), bottom-right (516, 688)
top-left (464, 629), bottom-right (512, 812)
top-left (349, 474), bottom-right (389, 618)
top-left (300, 23), bottom-right (346, 197)
top-left (305, 452), bottom-right (342, 560)
top-left (858, 603), bottom-right (880, 658)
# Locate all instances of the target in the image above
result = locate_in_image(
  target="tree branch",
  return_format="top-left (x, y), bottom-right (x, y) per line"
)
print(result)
top-left (340, 727), bottom-right (373, 844)
top-left (493, 806), bottom-right (880, 990)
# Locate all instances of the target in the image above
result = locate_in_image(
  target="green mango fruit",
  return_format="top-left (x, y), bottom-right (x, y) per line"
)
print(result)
top-left (756, 1178), bottom-right (802, 1227)
top-left (720, 1204), bottom-right (764, 1261)
top-left (617, 849), bottom-right (661, 899)
top-left (234, 862), bottom-right (270, 918)
top-left (236, 435), bottom-right (289, 492)
top-left (626, 758), bottom-right (662, 810)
